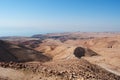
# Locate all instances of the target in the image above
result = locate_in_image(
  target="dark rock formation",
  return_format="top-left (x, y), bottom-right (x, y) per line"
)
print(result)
top-left (74, 47), bottom-right (98, 58)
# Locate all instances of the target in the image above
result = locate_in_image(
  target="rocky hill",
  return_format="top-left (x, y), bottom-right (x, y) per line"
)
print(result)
top-left (0, 32), bottom-right (120, 80)
top-left (0, 40), bottom-right (51, 62)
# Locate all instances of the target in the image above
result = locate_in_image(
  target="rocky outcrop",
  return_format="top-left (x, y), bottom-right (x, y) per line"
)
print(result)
top-left (0, 59), bottom-right (119, 80)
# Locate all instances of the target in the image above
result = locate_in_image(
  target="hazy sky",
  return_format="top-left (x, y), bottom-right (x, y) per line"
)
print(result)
top-left (0, 0), bottom-right (120, 36)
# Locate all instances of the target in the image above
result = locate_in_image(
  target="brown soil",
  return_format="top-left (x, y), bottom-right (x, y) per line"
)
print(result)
top-left (0, 32), bottom-right (120, 80)
top-left (0, 59), bottom-right (120, 80)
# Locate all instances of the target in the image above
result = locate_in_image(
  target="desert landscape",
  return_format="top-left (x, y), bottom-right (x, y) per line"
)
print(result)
top-left (0, 0), bottom-right (120, 80)
top-left (0, 32), bottom-right (120, 80)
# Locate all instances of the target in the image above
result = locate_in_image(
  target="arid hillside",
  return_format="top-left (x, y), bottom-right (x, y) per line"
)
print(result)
top-left (0, 59), bottom-right (120, 80)
top-left (0, 32), bottom-right (120, 80)
top-left (0, 40), bottom-right (51, 62)
top-left (35, 39), bottom-right (98, 60)
top-left (32, 32), bottom-right (120, 76)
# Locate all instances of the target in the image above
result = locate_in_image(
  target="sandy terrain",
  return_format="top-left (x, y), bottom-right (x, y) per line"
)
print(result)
top-left (0, 32), bottom-right (120, 80)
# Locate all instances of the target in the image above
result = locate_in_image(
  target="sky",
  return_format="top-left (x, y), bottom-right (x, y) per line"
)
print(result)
top-left (0, 0), bottom-right (120, 36)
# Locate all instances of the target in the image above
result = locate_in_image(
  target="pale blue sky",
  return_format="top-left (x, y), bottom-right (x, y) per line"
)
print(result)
top-left (0, 0), bottom-right (120, 36)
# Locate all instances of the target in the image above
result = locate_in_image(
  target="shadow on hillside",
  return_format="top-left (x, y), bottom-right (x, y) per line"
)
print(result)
top-left (0, 40), bottom-right (52, 63)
